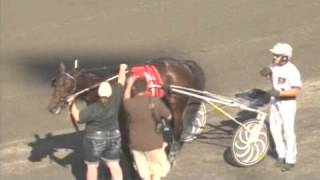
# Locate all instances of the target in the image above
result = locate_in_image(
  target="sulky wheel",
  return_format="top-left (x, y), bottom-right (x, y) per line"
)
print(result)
top-left (231, 119), bottom-right (269, 167)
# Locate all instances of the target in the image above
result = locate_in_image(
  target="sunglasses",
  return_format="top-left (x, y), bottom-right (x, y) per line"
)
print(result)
top-left (273, 54), bottom-right (283, 58)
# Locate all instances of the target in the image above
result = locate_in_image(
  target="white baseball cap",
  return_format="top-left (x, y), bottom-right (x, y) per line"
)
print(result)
top-left (269, 43), bottom-right (293, 59)
top-left (98, 82), bottom-right (112, 97)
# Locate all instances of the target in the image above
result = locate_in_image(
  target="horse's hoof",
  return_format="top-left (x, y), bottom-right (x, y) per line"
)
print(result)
top-left (168, 154), bottom-right (177, 167)
top-left (168, 157), bottom-right (175, 163)
top-left (170, 160), bottom-right (177, 167)
top-left (168, 152), bottom-right (176, 164)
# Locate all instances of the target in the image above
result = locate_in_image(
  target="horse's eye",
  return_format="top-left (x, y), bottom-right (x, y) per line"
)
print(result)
top-left (51, 79), bottom-right (57, 87)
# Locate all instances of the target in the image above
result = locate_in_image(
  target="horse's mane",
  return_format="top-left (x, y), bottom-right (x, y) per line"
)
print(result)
top-left (149, 57), bottom-right (205, 90)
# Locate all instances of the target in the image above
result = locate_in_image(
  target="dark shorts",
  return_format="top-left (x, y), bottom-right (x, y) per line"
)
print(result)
top-left (82, 130), bottom-right (121, 164)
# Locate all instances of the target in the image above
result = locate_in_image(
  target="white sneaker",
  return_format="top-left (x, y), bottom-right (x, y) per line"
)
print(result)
top-left (181, 135), bottom-right (196, 143)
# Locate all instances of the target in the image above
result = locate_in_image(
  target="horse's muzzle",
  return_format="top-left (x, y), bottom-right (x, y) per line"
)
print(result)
top-left (48, 104), bottom-right (62, 114)
top-left (48, 101), bottom-right (66, 114)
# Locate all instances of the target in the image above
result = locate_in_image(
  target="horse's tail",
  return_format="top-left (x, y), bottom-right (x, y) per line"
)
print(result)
top-left (181, 60), bottom-right (206, 140)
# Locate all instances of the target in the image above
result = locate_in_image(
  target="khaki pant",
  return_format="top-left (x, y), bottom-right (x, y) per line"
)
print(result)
top-left (131, 143), bottom-right (170, 178)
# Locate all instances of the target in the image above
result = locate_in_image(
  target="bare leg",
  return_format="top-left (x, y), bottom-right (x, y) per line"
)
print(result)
top-left (86, 163), bottom-right (99, 180)
top-left (105, 160), bottom-right (123, 180)
top-left (166, 95), bottom-right (186, 164)
top-left (143, 176), bottom-right (151, 180)
top-left (151, 174), bottom-right (161, 180)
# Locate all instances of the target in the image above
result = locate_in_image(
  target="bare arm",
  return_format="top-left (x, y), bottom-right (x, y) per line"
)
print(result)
top-left (280, 87), bottom-right (301, 97)
top-left (123, 76), bottom-right (137, 100)
top-left (69, 103), bottom-right (80, 122)
top-left (117, 64), bottom-right (128, 86)
top-left (66, 96), bottom-right (80, 122)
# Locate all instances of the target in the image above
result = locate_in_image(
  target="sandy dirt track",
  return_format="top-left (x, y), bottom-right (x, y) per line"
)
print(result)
top-left (1, 0), bottom-right (320, 179)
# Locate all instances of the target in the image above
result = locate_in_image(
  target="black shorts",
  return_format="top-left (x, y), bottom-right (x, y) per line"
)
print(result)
top-left (82, 130), bottom-right (121, 164)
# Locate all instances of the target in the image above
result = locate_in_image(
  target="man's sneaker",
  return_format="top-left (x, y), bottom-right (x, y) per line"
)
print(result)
top-left (274, 158), bottom-right (285, 168)
top-left (181, 135), bottom-right (196, 143)
top-left (281, 163), bottom-right (295, 172)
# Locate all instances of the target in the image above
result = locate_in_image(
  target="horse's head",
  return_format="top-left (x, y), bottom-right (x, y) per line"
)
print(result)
top-left (48, 63), bottom-right (77, 114)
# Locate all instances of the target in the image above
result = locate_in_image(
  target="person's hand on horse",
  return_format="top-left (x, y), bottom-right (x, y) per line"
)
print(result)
top-left (118, 64), bottom-right (128, 86)
top-left (120, 64), bottom-right (128, 71)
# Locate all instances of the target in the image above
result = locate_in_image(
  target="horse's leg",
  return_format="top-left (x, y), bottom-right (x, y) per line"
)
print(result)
top-left (180, 97), bottom-right (203, 142)
top-left (168, 95), bottom-right (187, 141)
top-left (166, 95), bottom-right (187, 165)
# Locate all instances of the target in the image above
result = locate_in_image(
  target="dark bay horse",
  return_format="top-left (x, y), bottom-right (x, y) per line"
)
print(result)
top-left (48, 57), bottom-right (205, 143)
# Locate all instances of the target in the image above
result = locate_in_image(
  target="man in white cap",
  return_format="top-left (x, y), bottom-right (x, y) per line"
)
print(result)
top-left (67, 64), bottom-right (127, 180)
top-left (260, 43), bottom-right (302, 172)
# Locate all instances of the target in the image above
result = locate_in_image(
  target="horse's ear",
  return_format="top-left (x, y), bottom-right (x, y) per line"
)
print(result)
top-left (59, 62), bottom-right (66, 74)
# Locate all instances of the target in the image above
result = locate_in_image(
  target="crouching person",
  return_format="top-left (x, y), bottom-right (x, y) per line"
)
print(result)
top-left (67, 64), bottom-right (127, 180)
top-left (123, 76), bottom-right (172, 180)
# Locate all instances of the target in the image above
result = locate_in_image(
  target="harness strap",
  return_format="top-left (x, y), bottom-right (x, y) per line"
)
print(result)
top-left (131, 65), bottom-right (165, 97)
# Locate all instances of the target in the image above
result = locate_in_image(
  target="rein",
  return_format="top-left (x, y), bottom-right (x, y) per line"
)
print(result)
top-left (65, 62), bottom-right (147, 99)
top-left (64, 71), bottom-right (128, 132)
top-left (63, 61), bottom-right (161, 100)
top-left (79, 65), bottom-right (118, 73)
top-left (70, 71), bottom-right (128, 98)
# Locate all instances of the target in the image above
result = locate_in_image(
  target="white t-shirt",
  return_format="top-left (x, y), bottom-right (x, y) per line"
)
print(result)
top-left (270, 62), bottom-right (302, 91)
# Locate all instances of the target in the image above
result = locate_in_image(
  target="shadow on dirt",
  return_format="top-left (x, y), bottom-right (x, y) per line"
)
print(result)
top-left (28, 131), bottom-right (140, 180)
top-left (28, 132), bottom-right (85, 180)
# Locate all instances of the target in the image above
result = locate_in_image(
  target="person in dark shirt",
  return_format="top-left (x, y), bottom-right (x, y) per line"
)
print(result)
top-left (123, 76), bottom-right (172, 180)
top-left (67, 64), bottom-right (127, 180)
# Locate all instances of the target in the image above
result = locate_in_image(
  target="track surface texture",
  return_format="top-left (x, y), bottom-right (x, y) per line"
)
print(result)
top-left (1, 0), bottom-right (319, 180)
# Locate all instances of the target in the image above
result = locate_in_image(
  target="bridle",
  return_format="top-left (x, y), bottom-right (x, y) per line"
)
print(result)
top-left (51, 66), bottom-right (125, 133)
top-left (56, 72), bottom-right (77, 105)
top-left (56, 69), bottom-right (129, 105)
top-left (60, 72), bottom-right (80, 132)
top-left (64, 72), bottom-right (77, 93)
